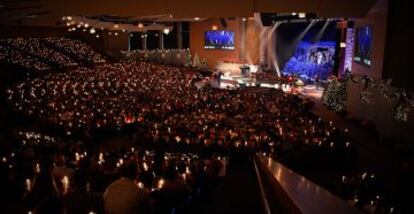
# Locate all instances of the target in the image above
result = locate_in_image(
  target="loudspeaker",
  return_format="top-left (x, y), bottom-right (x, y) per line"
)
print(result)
top-left (219, 18), bottom-right (227, 28)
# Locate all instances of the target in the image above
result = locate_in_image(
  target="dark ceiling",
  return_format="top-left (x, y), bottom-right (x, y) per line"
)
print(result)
top-left (0, 0), bottom-right (377, 25)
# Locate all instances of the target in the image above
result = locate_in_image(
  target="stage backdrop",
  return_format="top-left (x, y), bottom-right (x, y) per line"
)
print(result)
top-left (276, 21), bottom-right (340, 80)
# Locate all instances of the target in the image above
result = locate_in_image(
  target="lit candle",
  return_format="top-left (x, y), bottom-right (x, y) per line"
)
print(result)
top-left (26, 178), bottom-right (31, 192)
top-left (157, 178), bottom-right (165, 189)
top-left (35, 163), bottom-right (41, 173)
top-left (137, 182), bottom-right (144, 189)
top-left (143, 162), bottom-right (148, 171)
top-left (62, 176), bottom-right (70, 194)
top-left (186, 166), bottom-right (191, 174)
top-left (75, 152), bottom-right (80, 162)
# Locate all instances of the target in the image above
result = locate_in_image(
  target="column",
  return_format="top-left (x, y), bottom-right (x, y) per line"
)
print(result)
top-left (159, 31), bottom-right (164, 49)
top-left (177, 22), bottom-right (183, 49)
top-left (239, 18), bottom-right (247, 62)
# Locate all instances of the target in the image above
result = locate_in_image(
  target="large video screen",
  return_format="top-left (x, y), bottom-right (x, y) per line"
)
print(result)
top-left (204, 30), bottom-right (235, 50)
top-left (354, 26), bottom-right (373, 67)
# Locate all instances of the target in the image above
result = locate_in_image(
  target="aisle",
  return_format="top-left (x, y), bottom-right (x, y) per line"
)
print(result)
top-left (192, 158), bottom-right (264, 214)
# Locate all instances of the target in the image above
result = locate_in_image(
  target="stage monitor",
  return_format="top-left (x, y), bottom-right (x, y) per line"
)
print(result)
top-left (204, 30), bottom-right (235, 50)
top-left (354, 26), bottom-right (372, 67)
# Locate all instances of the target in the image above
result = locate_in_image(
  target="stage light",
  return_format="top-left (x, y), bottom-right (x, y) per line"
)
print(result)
top-left (163, 28), bottom-right (170, 35)
top-left (89, 28), bottom-right (96, 34)
top-left (340, 42), bottom-right (347, 48)
top-left (194, 17), bottom-right (200, 21)
top-left (299, 13), bottom-right (306, 18)
top-left (212, 25), bottom-right (218, 30)
top-left (138, 23), bottom-right (144, 28)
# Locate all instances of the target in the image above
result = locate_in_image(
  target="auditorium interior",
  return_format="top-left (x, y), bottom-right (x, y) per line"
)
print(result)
top-left (0, 0), bottom-right (413, 213)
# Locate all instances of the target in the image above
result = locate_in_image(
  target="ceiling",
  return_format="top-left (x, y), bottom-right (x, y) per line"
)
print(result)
top-left (0, 0), bottom-right (378, 26)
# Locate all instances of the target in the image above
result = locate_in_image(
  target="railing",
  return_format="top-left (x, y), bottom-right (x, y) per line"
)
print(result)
top-left (254, 155), bottom-right (362, 214)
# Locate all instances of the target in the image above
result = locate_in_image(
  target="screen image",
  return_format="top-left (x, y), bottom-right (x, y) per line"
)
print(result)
top-left (204, 30), bottom-right (235, 50)
top-left (354, 26), bottom-right (373, 67)
top-left (277, 21), bottom-right (339, 80)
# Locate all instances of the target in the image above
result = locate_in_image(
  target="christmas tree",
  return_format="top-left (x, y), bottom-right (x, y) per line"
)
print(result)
top-left (184, 49), bottom-right (192, 67)
top-left (193, 53), bottom-right (201, 68)
top-left (322, 76), bottom-right (347, 112)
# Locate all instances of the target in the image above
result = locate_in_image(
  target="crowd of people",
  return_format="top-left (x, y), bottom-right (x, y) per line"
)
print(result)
top-left (44, 37), bottom-right (106, 65)
top-left (1, 40), bottom-right (401, 213)
top-left (0, 40), bottom-right (51, 72)
top-left (6, 62), bottom-right (355, 164)
top-left (0, 37), bottom-right (106, 74)
top-left (331, 172), bottom-right (400, 213)
top-left (0, 38), bottom-right (77, 69)
top-left (0, 130), bottom-right (229, 214)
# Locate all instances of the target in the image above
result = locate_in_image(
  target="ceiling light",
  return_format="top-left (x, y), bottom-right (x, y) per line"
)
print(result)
top-left (113, 24), bottom-right (119, 29)
top-left (212, 25), bottom-right (218, 30)
top-left (122, 29), bottom-right (126, 32)
top-left (242, 18), bottom-right (246, 22)
top-left (292, 12), bottom-right (297, 16)
top-left (89, 28), bottom-right (96, 34)
top-left (194, 17), bottom-right (200, 21)
top-left (340, 42), bottom-right (347, 48)
top-left (299, 13), bottom-right (306, 18)
top-left (138, 23), bottom-right (144, 28)
top-left (84, 23), bottom-right (89, 28)
top-left (163, 28), bottom-right (170, 35)
top-left (114, 32), bottom-right (118, 36)
top-left (96, 34), bottom-right (100, 38)
top-left (66, 16), bottom-right (72, 21)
